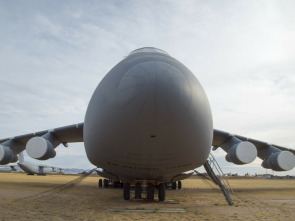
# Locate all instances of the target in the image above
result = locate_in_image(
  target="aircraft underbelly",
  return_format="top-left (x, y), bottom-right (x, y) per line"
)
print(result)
top-left (84, 52), bottom-right (213, 180)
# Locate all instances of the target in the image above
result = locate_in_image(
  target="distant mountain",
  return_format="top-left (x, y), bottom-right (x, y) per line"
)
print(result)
top-left (62, 168), bottom-right (86, 174)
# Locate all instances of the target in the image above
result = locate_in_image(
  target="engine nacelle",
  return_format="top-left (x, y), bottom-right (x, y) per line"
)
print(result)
top-left (11, 154), bottom-right (18, 163)
top-left (0, 140), bottom-right (24, 164)
top-left (221, 137), bottom-right (257, 165)
top-left (262, 151), bottom-right (295, 171)
top-left (26, 133), bottom-right (60, 160)
top-left (0, 145), bottom-right (15, 165)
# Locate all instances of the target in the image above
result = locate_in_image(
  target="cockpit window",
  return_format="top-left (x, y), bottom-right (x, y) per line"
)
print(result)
top-left (129, 47), bottom-right (168, 56)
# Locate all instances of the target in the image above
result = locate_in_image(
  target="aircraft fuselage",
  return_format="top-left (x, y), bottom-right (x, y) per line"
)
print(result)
top-left (18, 161), bottom-right (51, 175)
top-left (84, 48), bottom-right (213, 182)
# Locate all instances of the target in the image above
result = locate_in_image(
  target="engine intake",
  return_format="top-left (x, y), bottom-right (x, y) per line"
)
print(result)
top-left (26, 133), bottom-right (60, 160)
top-left (221, 136), bottom-right (257, 165)
top-left (262, 150), bottom-right (295, 171)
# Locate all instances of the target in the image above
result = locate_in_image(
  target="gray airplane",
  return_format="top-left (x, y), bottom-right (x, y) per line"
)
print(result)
top-left (0, 47), bottom-right (294, 201)
top-left (0, 152), bottom-right (62, 175)
top-left (17, 152), bottom-right (63, 175)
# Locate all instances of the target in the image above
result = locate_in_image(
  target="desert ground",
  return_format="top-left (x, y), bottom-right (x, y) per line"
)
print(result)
top-left (0, 172), bottom-right (294, 221)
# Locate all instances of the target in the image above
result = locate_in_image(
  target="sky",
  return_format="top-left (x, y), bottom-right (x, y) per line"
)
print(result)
top-left (0, 0), bottom-right (295, 175)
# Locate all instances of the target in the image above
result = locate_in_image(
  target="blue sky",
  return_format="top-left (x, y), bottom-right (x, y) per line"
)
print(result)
top-left (0, 0), bottom-right (295, 175)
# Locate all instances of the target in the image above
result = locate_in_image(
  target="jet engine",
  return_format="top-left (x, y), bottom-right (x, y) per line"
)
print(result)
top-left (11, 154), bottom-right (18, 163)
top-left (259, 145), bottom-right (295, 171)
top-left (0, 140), bottom-right (22, 165)
top-left (221, 137), bottom-right (257, 165)
top-left (213, 129), bottom-right (295, 171)
top-left (26, 133), bottom-right (60, 160)
top-left (0, 145), bottom-right (15, 165)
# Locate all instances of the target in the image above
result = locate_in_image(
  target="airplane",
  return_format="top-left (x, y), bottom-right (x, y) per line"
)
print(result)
top-left (17, 152), bottom-right (63, 175)
top-left (0, 47), bottom-right (294, 201)
top-left (0, 152), bottom-right (63, 175)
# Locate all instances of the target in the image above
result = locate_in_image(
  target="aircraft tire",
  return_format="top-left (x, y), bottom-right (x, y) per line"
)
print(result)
top-left (98, 179), bottom-right (102, 187)
top-left (114, 181), bottom-right (120, 188)
top-left (165, 183), bottom-right (168, 189)
top-left (172, 182), bottom-right (177, 190)
top-left (123, 183), bottom-right (130, 200)
top-left (103, 179), bottom-right (109, 188)
top-left (178, 181), bottom-right (182, 189)
top-left (135, 183), bottom-right (141, 199)
top-left (147, 183), bottom-right (154, 201)
top-left (158, 183), bottom-right (165, 201)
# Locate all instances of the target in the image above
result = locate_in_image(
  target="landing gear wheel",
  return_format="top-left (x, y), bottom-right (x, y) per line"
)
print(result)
top-left (165, 183), bottom-right (168, 189)
top-left (172, 182), bottom-right (177, 190)
top-left (114, 181), bottom-right (121, 188)
top-left (147, 183), bottom-right (154, 201)
top-left (98, 179), bottom-right (102, 187)
top-left (135, 183), bottom-right (141, 199)
top-left (158, 183), bottom-right (165, 201)
top-left (103, 179), bottom-right (109, 188)
top-left (123, 183), bottom-right (130, 200)
top-left (178, 181), bottom-right (182, 189)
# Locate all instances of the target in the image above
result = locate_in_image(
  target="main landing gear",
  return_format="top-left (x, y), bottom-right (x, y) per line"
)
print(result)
top-left (166, 181), bottom-right (182, 190)
top-left (123, 181), bottom-right (182, 201)
top-left (98, 178), bottom-right (183, 201)
top-left (123, 183), bottom-right (131, 200)
top-left (123, 182), bottom-right (162, 201)
top-left (98, 179), bottom-right (122, 188)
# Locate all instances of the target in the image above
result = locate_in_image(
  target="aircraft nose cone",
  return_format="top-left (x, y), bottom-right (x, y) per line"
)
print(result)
top-left (84, 52), bottom-right (213, 171)
top-left (118, 61), bottom-right (192, 125)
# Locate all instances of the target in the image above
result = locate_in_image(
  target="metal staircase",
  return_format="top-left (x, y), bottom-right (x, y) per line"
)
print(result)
top-left (204, 153), bottom-right (234, 205)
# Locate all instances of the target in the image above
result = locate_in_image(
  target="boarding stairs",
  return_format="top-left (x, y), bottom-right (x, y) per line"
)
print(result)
top-left (204, 153), bottom-right (234, 205)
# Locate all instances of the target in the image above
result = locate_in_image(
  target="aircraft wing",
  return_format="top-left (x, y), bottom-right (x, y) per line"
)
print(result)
top-left (0, 165), bottom-right (18, 171)
top-left (1, 123), bottom-right (294, 171)
top-left (0, 123), bottom-right (84, 145)
top-left (0, 123), bottom-right (83, 165)
top-left (9, 165), bottom-right (18, 171)
top-left (212, 129), bottom-right (295, 171)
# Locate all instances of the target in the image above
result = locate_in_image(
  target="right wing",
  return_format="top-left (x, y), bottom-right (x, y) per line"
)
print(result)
top-left (0, 123), bottom-right (84, 165)
top-left (213, 129), bottom-right (295, 154)
top-left (212, 129), bottom-right (295, 171)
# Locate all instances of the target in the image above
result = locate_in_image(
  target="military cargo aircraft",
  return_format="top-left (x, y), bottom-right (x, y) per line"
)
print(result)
top-left (17, 152), bottom-right (63, 175)
top-left (0, 47), bottom-right (294, 201)
top-left (0, 152), bottom-right (63, 175)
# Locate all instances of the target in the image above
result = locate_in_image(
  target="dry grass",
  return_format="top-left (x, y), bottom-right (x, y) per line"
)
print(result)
top-left (0, 173), bottom-right (294, 220)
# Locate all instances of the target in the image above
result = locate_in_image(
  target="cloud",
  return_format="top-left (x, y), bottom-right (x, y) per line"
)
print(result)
top-left (0, 1), bottom-right (294, 173)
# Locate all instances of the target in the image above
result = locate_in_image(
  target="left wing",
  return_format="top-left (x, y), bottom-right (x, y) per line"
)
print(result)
top-left (212, 129), bottom-right (295, 171)
top-left (0, 123), bottom-right (83, 165)
top-left (0, 165), bottom-right (18, 171)
top-left (10, 165), bottom-right (18, 171)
